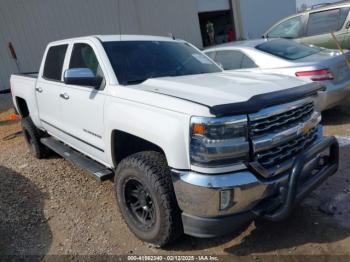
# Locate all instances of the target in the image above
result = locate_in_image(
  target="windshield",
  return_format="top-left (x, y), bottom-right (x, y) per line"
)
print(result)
top-left (256, 39), bottom-right (321, 60)
top-left (102, 41), bottom-right (222, 85)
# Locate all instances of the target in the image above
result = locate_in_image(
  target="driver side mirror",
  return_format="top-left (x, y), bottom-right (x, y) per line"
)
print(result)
top-left (64, 68), bottom-right (102, 89)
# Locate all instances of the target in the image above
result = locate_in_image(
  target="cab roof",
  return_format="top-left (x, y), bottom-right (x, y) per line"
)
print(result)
top-left (49, 34), bottom-right (180, 46)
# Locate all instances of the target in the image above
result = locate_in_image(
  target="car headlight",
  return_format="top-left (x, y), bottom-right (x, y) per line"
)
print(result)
top-left (190, 115), bottom-right (250, 168)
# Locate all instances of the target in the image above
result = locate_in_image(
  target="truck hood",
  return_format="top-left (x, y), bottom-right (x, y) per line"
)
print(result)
top-left (135, 72), bottom-right (308, 107)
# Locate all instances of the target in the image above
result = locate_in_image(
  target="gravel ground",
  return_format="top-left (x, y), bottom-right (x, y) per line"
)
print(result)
top-left (0, 94), bottom-right (12, 112)
top-left (1, 97), bottom-right (350, 258)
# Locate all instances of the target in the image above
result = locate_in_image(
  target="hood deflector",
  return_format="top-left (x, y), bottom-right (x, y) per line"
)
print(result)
top-left (210, 83), bottom-right (325, 117)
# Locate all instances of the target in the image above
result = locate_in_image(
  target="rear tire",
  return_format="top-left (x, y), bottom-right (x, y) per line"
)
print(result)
top-left (115, 151), bottom-right (183, 247)
top-left (21, 117), bottom-right (49, 159)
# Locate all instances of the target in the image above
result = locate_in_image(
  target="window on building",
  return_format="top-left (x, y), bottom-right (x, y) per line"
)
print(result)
top-left (43, 45), bottom-right (68, 81)
top-left (267, 15), bottom-right (304, 39)
top-left (69, 43), bottom-right (104, 78)
top-left (306, 8), bottom-right (349, 36)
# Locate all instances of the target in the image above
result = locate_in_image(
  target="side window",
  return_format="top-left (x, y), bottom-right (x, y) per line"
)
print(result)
top-left (268, 16), bottom-right (304, 39)
top-left (43, 45), bottom-right (68, 81)
top-left (214, 50), bottom-right (244, 70)
top-left (306, 8), bottom-right (349, 36)
top-left (241, 55), bottom-right (258, 69)
top-left (69, 43), bottom-right (104, 78)
top-left (205, 51), bottom-right (217, 60)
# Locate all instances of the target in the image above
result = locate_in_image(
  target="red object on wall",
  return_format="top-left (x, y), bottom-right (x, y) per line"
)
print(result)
top-left (8, 42), bottom-right (17, 60)
top-left (227, 29), bottom-right (236, 42)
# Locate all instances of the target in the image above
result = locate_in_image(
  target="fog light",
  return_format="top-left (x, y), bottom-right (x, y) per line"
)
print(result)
top-left (220, 190), bottom-right (232, 210)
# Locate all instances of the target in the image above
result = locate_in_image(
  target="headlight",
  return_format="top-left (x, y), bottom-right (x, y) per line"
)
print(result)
top-left (190, 115), bottom-right (250, 168)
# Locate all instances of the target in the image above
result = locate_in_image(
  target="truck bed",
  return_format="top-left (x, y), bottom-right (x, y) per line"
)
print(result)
top-left (12, 72), bottom-right (38, 78)
top-left (10, 72), bottom-right (39, 121)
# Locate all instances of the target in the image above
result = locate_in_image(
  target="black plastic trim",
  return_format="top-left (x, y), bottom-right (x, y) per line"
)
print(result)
top-left (210, 83), bottom-right (325, 116)
top-left (182, 212), bottom-right (256, 238)
top-left (40, 119), bottom-right (104, 152)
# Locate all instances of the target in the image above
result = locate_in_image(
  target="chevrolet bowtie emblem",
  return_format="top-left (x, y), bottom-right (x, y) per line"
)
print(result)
top-left (300, 121), bottom-right (314, 135)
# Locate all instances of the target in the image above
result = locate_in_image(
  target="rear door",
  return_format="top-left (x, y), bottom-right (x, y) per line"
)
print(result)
top-left (59, 41), bottom-right (108, 164)
top-left (300, 7), bottom-right (350, 49)
top-left (36, 44), bottom-right (68, 136)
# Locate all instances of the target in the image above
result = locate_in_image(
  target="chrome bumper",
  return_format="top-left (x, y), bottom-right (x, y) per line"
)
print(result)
top-left (171, 137), bottom-right (339, 237)
top-left (171, 169), bottom-right (287, 218)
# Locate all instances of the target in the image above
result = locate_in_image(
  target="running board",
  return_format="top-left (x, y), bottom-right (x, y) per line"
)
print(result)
top-left (41, 137), bottom-right (113, 181)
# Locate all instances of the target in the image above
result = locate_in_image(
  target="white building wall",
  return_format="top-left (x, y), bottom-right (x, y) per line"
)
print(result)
top-left (0, 0), bottom-right (202, 91)
top-left (239, 0), bottom-right (296, 39)
top-left (198, 0), bottom-right (231, 13)
top-left (0, 0), bottom-right (299, 91)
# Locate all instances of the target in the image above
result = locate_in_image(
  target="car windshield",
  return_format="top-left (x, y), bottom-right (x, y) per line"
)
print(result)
top-left (102, 40), bottom-right (222, 85)
top-left (256, 39), bottom-right (321, 60)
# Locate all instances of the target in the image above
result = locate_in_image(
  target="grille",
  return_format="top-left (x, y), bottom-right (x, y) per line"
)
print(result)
top-left (250, 102), bottom-right (314, 137)
top-left (256, 127), bottom-right (318, 168)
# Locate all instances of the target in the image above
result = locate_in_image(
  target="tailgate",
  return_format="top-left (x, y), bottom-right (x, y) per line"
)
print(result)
top-left (10, 73), bottom-right (38, 112)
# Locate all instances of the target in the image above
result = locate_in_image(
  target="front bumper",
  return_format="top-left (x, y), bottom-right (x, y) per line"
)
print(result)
top-left (171, 136), bottom-right (339, 238)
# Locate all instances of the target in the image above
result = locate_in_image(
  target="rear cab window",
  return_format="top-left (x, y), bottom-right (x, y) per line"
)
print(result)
top-left (43, 44), bottom-right (68, 81)
top-left (205, 51), bottom-right (217, 60)
top-left (215, 50), bottom-right (244, 70)
top-left (211, 50), bottom-right (257, 70)
top-left (306, 7), bottom-right (350, 36)
top-left (256, 39), bottom-right (321, 60)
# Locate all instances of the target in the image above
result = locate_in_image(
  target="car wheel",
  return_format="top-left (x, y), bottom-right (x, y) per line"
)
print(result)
top-left (21, 117), bottom-right (49, 159)
top-left (115, 151), bottom-right (182, 247)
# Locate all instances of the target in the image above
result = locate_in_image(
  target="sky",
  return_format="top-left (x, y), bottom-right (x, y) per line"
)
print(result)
top-left (296, 0), bottom-right (343, 10)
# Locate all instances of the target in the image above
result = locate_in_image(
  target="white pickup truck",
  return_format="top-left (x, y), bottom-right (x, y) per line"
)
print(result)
top-left (10, 35), bottom-right (339, 247)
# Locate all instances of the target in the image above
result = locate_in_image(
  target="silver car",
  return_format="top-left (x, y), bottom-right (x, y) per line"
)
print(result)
top-left (204, 38), bottom-right (350, 110)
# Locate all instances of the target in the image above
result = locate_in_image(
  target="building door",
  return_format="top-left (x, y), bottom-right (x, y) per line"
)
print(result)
top-left (198, 0), bottom-right (236, 47)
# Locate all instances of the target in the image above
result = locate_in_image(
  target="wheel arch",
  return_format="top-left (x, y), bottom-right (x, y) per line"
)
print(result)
top-left (111, 129), bottom-right (167, 167)
top-left (15, 97), bottom-right (30, 118)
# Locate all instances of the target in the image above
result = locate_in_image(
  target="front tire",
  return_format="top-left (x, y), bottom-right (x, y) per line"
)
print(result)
top-left (115, 151), bottom-right (182, 247)
top-left (21, 117), bottom-right (49, 159)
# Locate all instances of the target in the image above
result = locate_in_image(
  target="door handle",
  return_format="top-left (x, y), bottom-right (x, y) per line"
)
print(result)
top-left (35, 87), bottom-right (43, 93)
top-left (59, 93), bottom-right (70, 100)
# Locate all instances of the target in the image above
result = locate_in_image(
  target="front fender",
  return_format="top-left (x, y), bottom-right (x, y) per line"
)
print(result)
top-left (104, 97), bottom-right (191, 169)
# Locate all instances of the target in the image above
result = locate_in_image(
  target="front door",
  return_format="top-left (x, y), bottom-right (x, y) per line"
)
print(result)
top-left (59, 42), bottom-right (107, 164)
